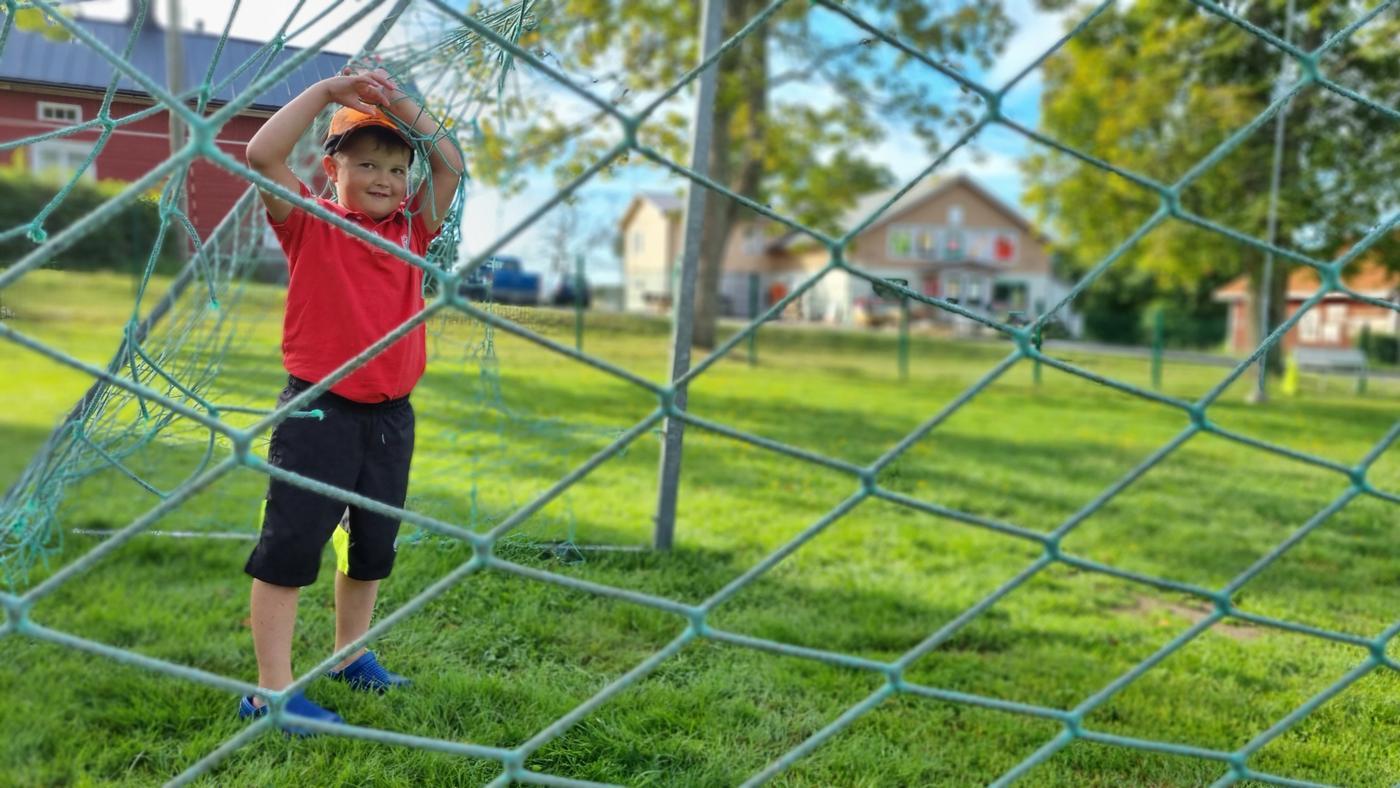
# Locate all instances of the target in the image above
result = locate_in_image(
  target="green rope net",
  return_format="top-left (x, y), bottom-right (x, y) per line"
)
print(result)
top-left (0, 0), bottom-right (1396, 785)
top-left (0, 0), bottom-right (610, 573)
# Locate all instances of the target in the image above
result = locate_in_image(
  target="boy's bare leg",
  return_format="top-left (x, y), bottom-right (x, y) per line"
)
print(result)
top-left (249, 579), bottom-right (300, 709)
top-left (333, 571), bottom-right (378, 671)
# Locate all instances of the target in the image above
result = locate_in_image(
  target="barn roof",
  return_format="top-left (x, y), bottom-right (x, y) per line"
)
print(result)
top-left (1215, 259), bottom-right (1399, 301)
top-left (0, 14), bottom-right (352, 112)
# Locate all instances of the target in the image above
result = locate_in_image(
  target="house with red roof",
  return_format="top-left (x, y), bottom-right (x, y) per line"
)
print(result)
top-left (1214, 260), bottom-right (1399, 353)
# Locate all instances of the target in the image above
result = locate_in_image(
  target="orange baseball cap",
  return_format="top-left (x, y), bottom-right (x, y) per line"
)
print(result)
top-left (324, 106), bottom-right (411, 152)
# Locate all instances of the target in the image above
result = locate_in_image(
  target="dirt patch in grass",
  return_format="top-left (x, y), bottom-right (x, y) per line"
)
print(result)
top-left (1121, 595), bottom-right (1263, 641)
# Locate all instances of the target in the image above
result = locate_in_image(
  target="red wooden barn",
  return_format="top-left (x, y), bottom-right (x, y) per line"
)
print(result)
top-left (0, 2), bottom-right (349, 242)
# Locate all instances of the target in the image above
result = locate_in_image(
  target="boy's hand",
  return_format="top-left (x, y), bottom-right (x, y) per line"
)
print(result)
top-left (325, 68), bottom-right (397, 113)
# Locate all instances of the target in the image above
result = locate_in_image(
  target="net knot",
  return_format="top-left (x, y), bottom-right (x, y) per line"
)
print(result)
top-left (658, 388), bottom-right (678, 417)
top-left (502, 750), bottom-right (526, 777)
top-left (1348, 465), bottom-right (1369, 492)
top-left (1211, 594), bottom-right (1234, 617)
top-left (883, 666), bottom-right (905, 691)
top-left (1318, 264), bottom-right (1342, 293)
top-left (857, 469), bottom-right (877, 495)
top-left (468, 539), bottom-right (494, 570)
top-left (686, 608), bottom-right (709, 637)
top-left (1368, 639), bottom-right (1389, 663)
top-left (982, 93), bottom-right (1002, 122)
top-left (1159, 189), bottom-right (1183, 218)
top-left (1, 596), bottom-right (26, 635)
top-left (1226, 753), bottom-right (1249, 777)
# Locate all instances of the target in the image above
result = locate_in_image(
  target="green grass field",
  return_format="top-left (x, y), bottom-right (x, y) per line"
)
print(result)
top-left (2, 270), bottom-right (1398, 786)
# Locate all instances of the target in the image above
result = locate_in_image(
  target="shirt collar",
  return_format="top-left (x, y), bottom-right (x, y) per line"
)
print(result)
top-left (317, 194), bottom-right (406, 226)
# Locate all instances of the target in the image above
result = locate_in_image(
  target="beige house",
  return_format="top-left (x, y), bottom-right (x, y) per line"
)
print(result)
top-left (619, 173), bottom-right (1079, 334)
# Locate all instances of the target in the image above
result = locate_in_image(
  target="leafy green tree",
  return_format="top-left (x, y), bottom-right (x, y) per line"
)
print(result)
top-left (1024, 0), bottom-right (1400, 358)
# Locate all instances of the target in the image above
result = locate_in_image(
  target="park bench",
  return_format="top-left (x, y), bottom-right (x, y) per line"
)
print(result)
top-left (1292, 346), bottom-right (1369, 394)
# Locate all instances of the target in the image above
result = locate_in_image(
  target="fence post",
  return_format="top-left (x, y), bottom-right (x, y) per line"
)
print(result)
top-left (748, 271), bottom-right (759, 366)
top-left (1357, 324), bottom-right (1370, 396)
top-left (653, 0), bottom-right (723, 552)
top-left (1151, 308), bottom-right (1164, 391)
top-left (898, 295), bottom-right (910, 383)
top-left (574, 253), bottom-right (585, 352)
top-left (1033, 298), bottom-right (1044, 387)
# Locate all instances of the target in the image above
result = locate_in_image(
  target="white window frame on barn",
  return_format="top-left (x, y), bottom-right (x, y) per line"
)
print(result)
top-left (1299, 308), bottom-right (1320, 342)
top-left (37, 101), bottom-right (82, 124)
top-left (1322, 304), bottom-right (1347, 343)
top-left (29, 139), bottom-right (97, 182)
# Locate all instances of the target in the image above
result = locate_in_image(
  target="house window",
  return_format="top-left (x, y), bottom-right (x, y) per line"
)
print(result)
top-left (1322, 304), bottom-right (1347, 344)
top-left (742, 225), bottom-right (763, 255)
top-left (968, 278), bottom-right (983, 304)
top-left (37, 101), bottom-right (81, 124)
top-left (631, 231), bottom-right (643, 254)
top-left (992, 231), bottom-right (1018, 263)
top-left (916, 229), bottom-right (936, 260)
top-left (1299, 308), bottom-right (1320, 342)
top-left (887, 227), bottom-right (913, 260)
top-left (948, 204), bottom-right (964, 226)
top-left (944, 230), bottom-right (965, 261)
top-left (994, 281), bottom-right (1028, 310)
top-left (30, 140), bottom-right (96, 181)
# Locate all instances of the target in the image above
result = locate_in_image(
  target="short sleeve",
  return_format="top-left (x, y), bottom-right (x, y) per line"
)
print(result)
top-left (263, 180), bottom-right (316, 267)
top-left (266, 180), bottom-right (314, 249)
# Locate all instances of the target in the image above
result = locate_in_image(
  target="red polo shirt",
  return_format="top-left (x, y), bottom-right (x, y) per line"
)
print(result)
top-left (269, 182), bottom-right (437, 403)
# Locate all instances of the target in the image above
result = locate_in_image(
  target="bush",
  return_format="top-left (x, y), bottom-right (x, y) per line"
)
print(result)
top-left (0, 161), bottom-right (182, 276)
top-left (1360, 331), bottom-right (1399, 366)
top-left (1140, 300), bottom-right (1228, 350)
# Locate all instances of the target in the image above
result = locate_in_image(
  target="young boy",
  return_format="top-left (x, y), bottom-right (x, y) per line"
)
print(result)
top-left (240, 67), bottom-right (462, 725)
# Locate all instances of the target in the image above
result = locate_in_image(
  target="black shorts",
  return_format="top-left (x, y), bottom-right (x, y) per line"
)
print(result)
top-left (244, 376), bottom-right (415, 587)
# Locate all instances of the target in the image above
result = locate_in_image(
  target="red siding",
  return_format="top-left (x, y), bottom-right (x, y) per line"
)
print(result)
top-left (0, 86), bottom-right (265, 241)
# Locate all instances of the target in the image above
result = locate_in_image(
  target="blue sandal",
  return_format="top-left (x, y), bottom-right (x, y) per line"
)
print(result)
top-left (238, 692), bottom-right (343, 735)
top-left (328, 651), bottom-right (411, 693)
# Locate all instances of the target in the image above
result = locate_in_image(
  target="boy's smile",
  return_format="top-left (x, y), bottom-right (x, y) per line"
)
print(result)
top-left (323, 135), bottom-right (411, 221)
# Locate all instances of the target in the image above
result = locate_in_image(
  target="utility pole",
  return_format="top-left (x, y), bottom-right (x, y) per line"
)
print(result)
top-left (165, 0), bottom-right (189, 263)
top-left (652, 0), bottom-right (723, 551)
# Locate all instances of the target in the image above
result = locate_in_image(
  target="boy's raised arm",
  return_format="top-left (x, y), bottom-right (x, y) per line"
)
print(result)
top-left (373, 72), bottom-right (464, 235)
top-left (246, 73), bottom-right (394, 223)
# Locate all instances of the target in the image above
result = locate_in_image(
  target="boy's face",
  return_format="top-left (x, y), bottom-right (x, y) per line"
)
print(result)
top-left (321, 134), bottom-right (411, 221)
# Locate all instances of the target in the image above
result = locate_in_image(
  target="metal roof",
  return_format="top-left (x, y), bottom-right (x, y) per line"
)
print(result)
top-left (0, 16), bottom-right (353, 111)
top-left (638, 191), bottom-right (685, 214)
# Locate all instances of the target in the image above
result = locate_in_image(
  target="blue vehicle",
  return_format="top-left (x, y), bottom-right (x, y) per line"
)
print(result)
top-left (458, 256), bottom-right (540, 306)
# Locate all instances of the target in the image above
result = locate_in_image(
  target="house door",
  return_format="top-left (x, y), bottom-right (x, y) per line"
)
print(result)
top-left (921, 274), bottom-right (940, 297)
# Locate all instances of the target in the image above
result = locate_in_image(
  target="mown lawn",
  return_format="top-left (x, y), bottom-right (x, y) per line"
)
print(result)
top-left (1, 269), bottom-right (1397, 786)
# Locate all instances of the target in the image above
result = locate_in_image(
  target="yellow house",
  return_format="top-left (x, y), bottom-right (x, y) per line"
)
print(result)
top-left (619, 173), bottom-right (1079, 333)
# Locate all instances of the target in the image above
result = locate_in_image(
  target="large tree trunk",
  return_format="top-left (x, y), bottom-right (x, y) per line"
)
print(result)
top-left (691, 0), bottom-right (768, 350)
top-left (691, 108), bottom-right (735, 350)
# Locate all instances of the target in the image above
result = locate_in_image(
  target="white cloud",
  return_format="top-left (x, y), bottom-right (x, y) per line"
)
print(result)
top-left (985, 0), bottom-right (1078, 89)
